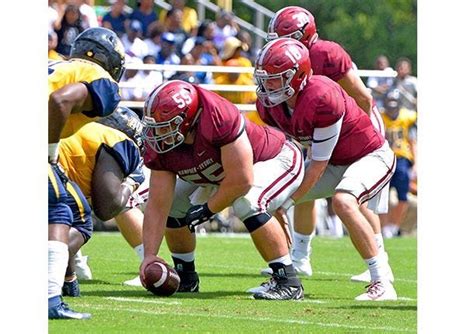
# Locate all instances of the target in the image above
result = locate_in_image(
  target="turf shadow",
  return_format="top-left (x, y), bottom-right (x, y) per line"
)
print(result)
top-left (78, 279), bottom-right (113, 285)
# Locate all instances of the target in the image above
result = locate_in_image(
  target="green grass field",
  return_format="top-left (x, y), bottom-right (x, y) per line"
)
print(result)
top-left (49, 233), bottom-right (417, 333)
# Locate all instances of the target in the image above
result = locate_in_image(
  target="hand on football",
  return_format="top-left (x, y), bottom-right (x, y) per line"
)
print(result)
top-left (139, 255), bottom-right (166, 286)
top-left (185, 203), bottom-right (215, 232)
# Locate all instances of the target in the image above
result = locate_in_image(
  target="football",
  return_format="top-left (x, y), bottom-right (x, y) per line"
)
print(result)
top-left (143, 261), bottom-right (181, 297)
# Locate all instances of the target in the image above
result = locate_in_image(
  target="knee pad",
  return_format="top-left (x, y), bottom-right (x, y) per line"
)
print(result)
top-left (243, 213), bottom-right (272, 233)
top-left (166, 217), bottom-right (188, 229)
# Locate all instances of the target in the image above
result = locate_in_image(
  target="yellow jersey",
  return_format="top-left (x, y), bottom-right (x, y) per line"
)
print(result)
top-left (381, 108), bottom-right (417, 161)
top-left (58, 122), bottom-right (141, 198)
top-left (159, 7), bottom-right (198, 33)
top-left (48, 58), bottom-right (121, 139)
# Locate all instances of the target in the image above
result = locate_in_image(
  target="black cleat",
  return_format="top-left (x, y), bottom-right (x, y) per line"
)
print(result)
top-left (176, 271), bottom-right (200, 292)
top-left (253, 284), bottom-right (304, 300)
top-left (48, 296), bottom-right (91, 320)
top-left (62, 278), bottom-right (81, 297)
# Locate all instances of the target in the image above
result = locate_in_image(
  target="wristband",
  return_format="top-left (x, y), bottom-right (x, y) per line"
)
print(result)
top-left (281, 197), bottom-right (295, 211)
top-left (48, 143), bottom-right (60, 163)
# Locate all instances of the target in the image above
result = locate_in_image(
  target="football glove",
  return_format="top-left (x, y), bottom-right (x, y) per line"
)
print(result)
top-left (185, 203), bottom-right (215, 232)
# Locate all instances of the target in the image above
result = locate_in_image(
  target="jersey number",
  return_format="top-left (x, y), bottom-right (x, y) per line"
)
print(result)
top-left (172, 90), bottom-right (193, 109)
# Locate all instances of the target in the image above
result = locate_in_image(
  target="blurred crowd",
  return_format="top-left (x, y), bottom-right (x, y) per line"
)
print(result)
top-left (48, 0), bottom-right (256, 104)
top-left (48, 0), bottom-right (417, 238)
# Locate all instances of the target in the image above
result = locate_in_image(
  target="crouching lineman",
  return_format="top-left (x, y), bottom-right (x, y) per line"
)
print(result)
top-left (58, 107), bottom-right (145, 297)
top-left (48, 27), bottom-right (125, 319)
top-left (139, 80), bottom-right (305, 300)
top-left (253, 38), bottom-right (397, 301)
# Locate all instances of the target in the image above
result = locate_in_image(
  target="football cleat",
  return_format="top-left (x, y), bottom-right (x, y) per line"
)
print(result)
top-left (74, 254), bottom-right (93, 280)
top-left (260, 267), bottom-right (273, 277)
top-left (62, 278), bottom-right (80, 297)
top-left (123, 275), bottom-right (142, 287)
top-left (291, 249), bottom-right (313, 276)
top-left (48, 296), bottom-right (91, 320)
top-left (176, 271), bottom-right (200, 293)
top-left (253, 284), bottom-right (304, 300)
top-left (355, 280), bottom-right (398, 301)
top-left (246, 277), bottom-right (277, 294)
top-left (351, 266), bottom-right (395, 283)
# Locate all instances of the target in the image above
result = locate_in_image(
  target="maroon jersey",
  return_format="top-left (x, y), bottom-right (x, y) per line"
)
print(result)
top-left (257, 76), bottom-right (383, 166)
top-left (309, 39), bottom-right (353, 82)
top-left (145, 86), bottom-right (286, 185)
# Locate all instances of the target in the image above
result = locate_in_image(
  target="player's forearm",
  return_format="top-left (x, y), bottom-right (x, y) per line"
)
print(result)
top-left (142, 205), bottom-right (167, 258)
top-left (207, 178), bottom-right (252, 213)
top-left (291, 160), bottom-right (327, 203)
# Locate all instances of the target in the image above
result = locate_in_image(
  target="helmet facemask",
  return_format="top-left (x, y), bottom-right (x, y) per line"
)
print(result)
top-left (255, 67), bottom-right (297, 107)
top-left (142, 114), bottom-right (186, 154)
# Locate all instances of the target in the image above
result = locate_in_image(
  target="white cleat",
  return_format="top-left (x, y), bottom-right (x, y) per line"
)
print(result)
top-left (246, 278), bottom-right (276, 294)
top-left (75, 255), bottom-right (93, 280)
top-left (123, 275), bottom-right (143, 287)
top-left (291, 250), bottom-right (313, 276)
top-left (351, 266), bottom-right (395, 283)
top-left (260, 267), bottom-right (273, 277)
top-left (355, 280), bottom-right (397, 301)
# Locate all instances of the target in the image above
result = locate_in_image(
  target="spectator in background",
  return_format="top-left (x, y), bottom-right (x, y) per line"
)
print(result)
top-left (380, 90), bottom-right (417, 238)
top-left (181, 19), bottom-right (216, 56)
top-left (188, 37), bottom-right (218, 84)
top-left (156, 32), bottom-right (181, 80)
top-left (102, 0), bottom-right (130, 37)
top-left (237, 30), bottom-right (256, 64)
top-left (77, 0), bottom-right (99, 29)
top-left (159, 0), bottom-right (198, 35)
top-left (213, 10), bottom-right (239, 52)
top-left (170, 53), bottom-right (200, 84)
top-left (144, 23), bottom-right (166, 57)
top-left (48, 0), bottom-right (61, 33)
top-left (120, 56), bottom-right (145, 101)
top-left (367, 55), bottom-right (394, 109)
top-left (121, 20), bottom-right (149, 60)
top-left (54, 4), bottom-right (84, 56)
top-left (214, 58), bottom-right (257, 105)
top-left (392, 57), bottom-right (417, 111)
top-left (216, 37), bottom-right (252, 82)
top-left (164, 8), bottom-right (188, 57)
top-left (48, 31), bottom-right (64, 60)
top-left (140, 54), bottom-right (164, 98)
top-left (129, 0), bottom-right (157, 38)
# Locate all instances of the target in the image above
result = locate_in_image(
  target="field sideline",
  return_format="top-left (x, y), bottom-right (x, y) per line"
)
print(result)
top-left (49, 232), bottom-right (417, 333)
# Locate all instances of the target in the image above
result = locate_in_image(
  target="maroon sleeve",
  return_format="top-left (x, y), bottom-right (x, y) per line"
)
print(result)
top-left (200, 93), bottom-right (244, 147)
top-left (321, 41), bottom-right (353, 82)
top-left (311, 83), bottom-right (346, 128)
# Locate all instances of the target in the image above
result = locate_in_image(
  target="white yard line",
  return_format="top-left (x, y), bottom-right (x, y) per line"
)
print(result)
top-left (87, 303), bottom-right (416, 332)
top-left (105, 296), bottom-right (181, 305)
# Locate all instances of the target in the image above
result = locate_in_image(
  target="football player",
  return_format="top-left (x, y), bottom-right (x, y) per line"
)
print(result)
top-left (253, 38), bottom-right (397, 301)
top-left (58, 107), bottom-right (145, 297)
top-left (48, 27), bottom-right (124, 319)
top-left (139, 80), bottom-right (305, 300)
top-left (264, 6), bottom-right (390, 282)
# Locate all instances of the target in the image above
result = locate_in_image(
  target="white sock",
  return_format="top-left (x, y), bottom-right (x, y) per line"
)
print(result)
top-left (365, 253), bottom-right (390, 282)
top-left (134, 244), bottom-right (144, 261)
top-left (374, 233), bottom-right (385, 254)
top-left (48, 240), bottom-right (69, 299)
top-left (268, 254), bottom-right (293, 266)
top-left (292, 231), bottom-right (313, 254)
top-left (171, 251), bottom-right (195, 262)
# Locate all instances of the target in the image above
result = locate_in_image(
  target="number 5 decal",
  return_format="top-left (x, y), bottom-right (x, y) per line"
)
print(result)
top-left (172, 89), bottom-right (192, 109)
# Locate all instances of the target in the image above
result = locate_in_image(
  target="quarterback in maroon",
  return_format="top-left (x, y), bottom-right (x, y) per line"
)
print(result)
top-left (254, 38), bottom-right (397, 301)
top-left (265, 6), bottom-right (389, 284)
top-left (139, 80), bottom-right (305, 300)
